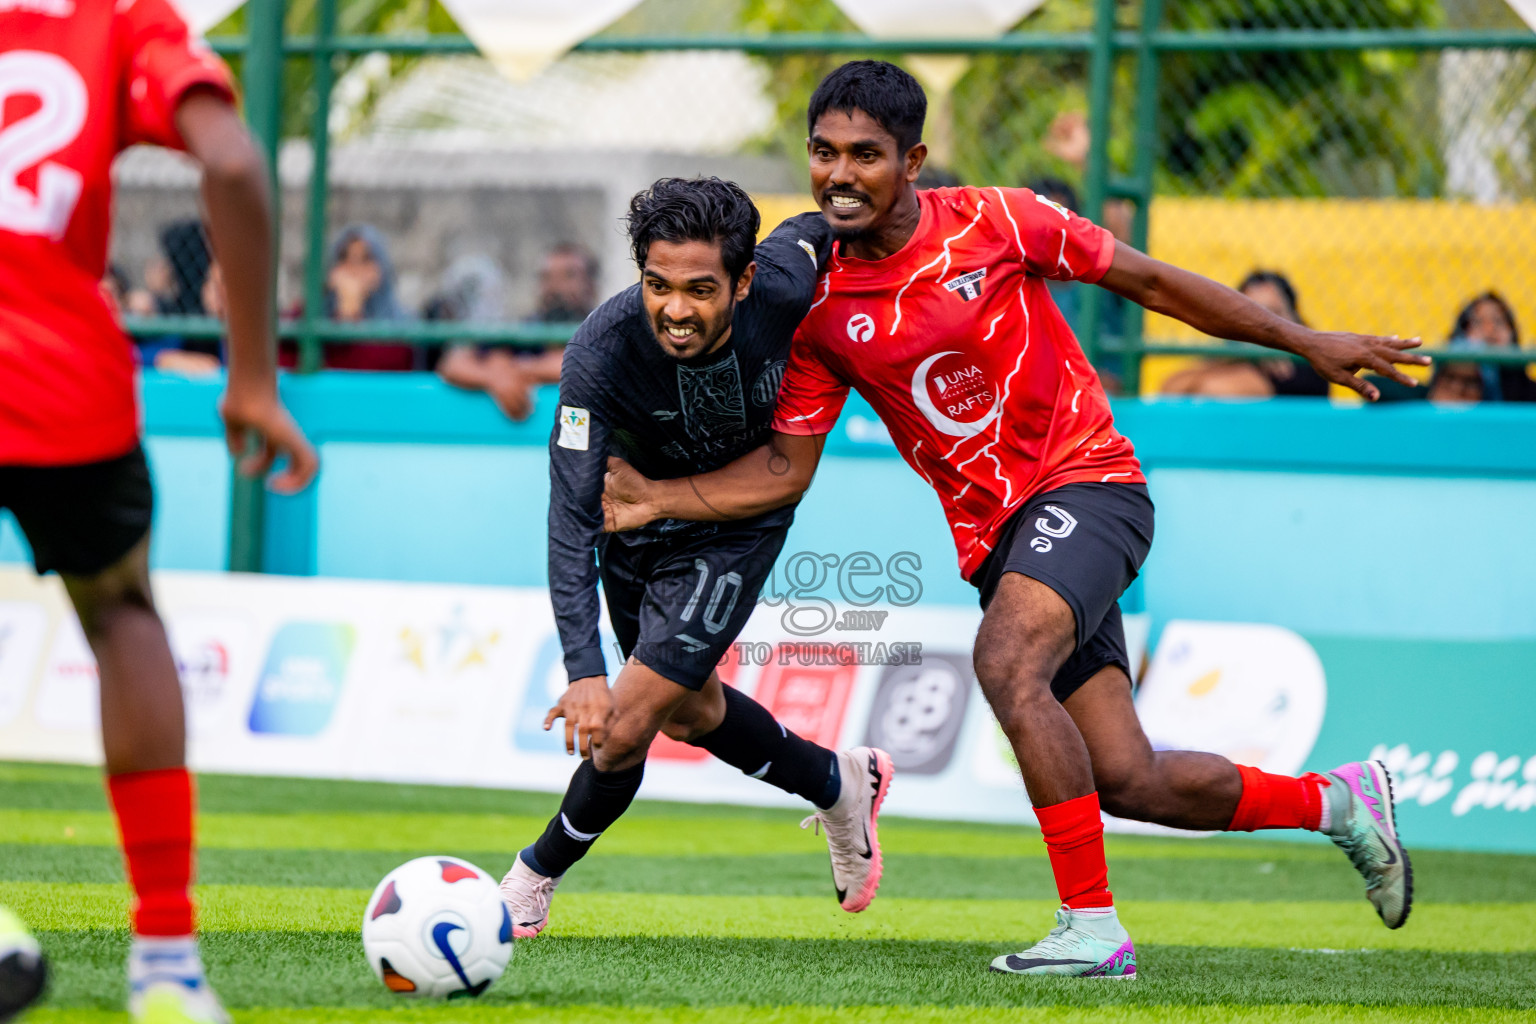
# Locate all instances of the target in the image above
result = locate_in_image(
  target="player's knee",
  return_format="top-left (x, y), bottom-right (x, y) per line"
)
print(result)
top-left (972, 639), bottom-right (1055, 718)
top-left (661, 687), bottom-right (725, 744)
top-left (68, 574), bottom-right (157, 641)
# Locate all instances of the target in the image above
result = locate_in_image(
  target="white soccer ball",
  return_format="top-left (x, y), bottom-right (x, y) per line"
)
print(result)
top-left (361, 856), bottom-right (512, 999)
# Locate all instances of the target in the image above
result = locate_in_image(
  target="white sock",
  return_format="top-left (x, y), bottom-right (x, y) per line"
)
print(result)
top-left (129, 934), bottom-right (202, 983)
top-left (1067, 905), bottom-right (1116, 917)
top-left (1316, 780), bottom-right (1333, 833)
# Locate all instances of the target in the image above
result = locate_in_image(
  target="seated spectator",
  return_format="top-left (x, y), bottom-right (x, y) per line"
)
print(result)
top-left (1450, 292), bottom-right (1533, 403)
top-left (1159, 270), bottom-right (1328, 398)
top-left (1427, 357), bottom-right (1485, 406)
top-left (1029, 176), bottom-right (1125, 386)
top-left (133, 220), bottom-right (224, 373)
top-left (436, 244), bottom-right (596, 421)
top-left (282, 224), bottom-right (417, 371)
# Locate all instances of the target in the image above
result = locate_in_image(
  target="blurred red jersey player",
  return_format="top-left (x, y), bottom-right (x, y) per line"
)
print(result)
top-left (0, 1), bottom-right (316, 1020)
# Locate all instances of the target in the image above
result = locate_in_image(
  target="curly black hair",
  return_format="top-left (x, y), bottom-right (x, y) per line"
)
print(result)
top-left (626, 177), bottom-right (760, 284)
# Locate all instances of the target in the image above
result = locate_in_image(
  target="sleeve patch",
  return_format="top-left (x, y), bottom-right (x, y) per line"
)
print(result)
top-left (797, 239), bottom-right (818, 266)
top-left (557, 406), bottom-right (591, 451)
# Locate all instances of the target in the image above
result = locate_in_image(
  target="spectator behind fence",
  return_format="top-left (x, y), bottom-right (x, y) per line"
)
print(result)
top-left (1426, 355), bottom-right (1486, 406)
top-left (134, 219), bottom-right (222, 375)
top-left (1451, 292), bottom-right (1534, 403)
top-left (1028, 177), bottom-right (1124, 374)
top-left (281, 223), bottom-right (416, 371)
top-left (436, 244), bottom-right (595, 421)
top-left (1159, 270), bottom-right (1328, 398)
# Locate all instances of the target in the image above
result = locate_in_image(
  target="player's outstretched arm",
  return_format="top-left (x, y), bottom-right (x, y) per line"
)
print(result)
top-left (177, 91), bottom-right (319, 492)
top-left (1097, 241), bottom-right (1431, 402)
top-left (602, 431), bottom-right (824, 532)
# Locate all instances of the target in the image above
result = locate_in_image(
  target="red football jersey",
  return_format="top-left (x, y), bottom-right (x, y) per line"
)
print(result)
top-left (0, 0), bottom-right (233, 466)
top-left (772, 186), bottom-right (1144, 581)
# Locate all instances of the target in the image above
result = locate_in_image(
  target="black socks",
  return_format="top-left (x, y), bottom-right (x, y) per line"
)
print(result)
top-left (689, 685), bottom-right (842, 809)
top-left (523, 759), bottom-right (645, 877)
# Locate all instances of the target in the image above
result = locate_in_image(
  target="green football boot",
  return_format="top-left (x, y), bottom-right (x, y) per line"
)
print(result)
top-left (1322, 759), bottom-right (1413, 929)
top-left (988, 906), bottom-right (1137, 979)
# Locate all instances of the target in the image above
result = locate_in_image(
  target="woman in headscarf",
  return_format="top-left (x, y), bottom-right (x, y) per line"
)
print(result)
top-left (285, 223), bottom-right (417, 370)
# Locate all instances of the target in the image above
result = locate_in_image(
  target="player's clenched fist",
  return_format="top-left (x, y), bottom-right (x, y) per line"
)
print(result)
top-left (545, 675), bottom-right (613, 757)
top-left (602, 456), bottom-right (659, 533)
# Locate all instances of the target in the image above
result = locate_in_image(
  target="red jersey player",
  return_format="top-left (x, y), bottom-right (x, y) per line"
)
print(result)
top-left (603, 61), bottom-right (1427, 978)
top-left (0, 1), bottom-right (316, 1019)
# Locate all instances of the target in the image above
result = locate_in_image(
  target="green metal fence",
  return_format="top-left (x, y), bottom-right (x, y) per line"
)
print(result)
top-left (114, 0), bottom-right (1536, 568)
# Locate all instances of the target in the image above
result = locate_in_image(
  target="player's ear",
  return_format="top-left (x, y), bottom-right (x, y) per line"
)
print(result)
top-left (904, 142), bottom-right (928, 184)
top-left (734, 261), bottom-right (757, 302)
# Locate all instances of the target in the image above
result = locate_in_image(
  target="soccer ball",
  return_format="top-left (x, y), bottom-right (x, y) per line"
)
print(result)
top-left (0, 905), bottom-right (47, 1019)
top-left (361, 856), bottom-right (512, 999)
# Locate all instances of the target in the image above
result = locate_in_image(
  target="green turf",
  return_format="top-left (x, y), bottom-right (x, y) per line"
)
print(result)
top-left (10, 842), bottom-right (1536, 903)
top-left (5, 762), bottom-right (1535, 1023)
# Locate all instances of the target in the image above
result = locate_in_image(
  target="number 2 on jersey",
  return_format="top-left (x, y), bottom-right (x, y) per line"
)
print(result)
top-left (0, 51), bottom-right (87, 239)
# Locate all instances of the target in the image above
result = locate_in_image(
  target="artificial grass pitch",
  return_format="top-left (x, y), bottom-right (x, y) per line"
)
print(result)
top-left (4, 763), bottom-right (1534, 1022)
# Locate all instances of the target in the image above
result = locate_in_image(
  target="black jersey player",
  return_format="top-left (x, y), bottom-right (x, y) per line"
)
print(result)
top-left (499, 178), bottom-right (894, 936)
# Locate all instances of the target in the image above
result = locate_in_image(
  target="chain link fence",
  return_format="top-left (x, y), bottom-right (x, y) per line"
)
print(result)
top-left (112, 0), bottom-right (1536, 394)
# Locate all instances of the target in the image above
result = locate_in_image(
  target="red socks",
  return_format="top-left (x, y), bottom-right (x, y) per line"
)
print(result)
top-left (1227, 764), bottom-right (1328, 832)
top-left (1035, 792), bottom-right (1113, 909)
top-left (107, 767), bottom-right (196, 936)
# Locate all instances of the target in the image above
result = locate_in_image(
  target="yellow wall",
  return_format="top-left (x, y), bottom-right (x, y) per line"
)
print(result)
top-left (755, 194), bottom-right (1536, 397)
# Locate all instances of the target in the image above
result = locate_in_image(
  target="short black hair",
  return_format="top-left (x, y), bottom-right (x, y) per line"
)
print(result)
top-left (1239, 269), bottom-right (1302, 323)
top-left (808, 60), bottom-right (927, 153)
top-left (626, 177), bottom-right (760, 283)
top-left (1028, 177), bottom-right (1080, 214)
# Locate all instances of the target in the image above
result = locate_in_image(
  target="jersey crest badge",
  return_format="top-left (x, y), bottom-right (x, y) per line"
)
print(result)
top-left (942, 268), bottom-right (987, 302)
top-left (557, 406), bottom-right (590, 450)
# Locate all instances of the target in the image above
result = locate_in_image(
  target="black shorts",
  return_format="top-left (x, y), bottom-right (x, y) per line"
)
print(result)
top-left (0, 445), bottom-right (154, 577)
top-left (972, 482), bottom-right (1154, 703)
top-left (599, 514), bottom-right (791, 691)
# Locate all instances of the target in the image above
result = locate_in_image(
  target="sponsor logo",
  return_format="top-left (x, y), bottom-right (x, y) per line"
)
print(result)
top-left (1373, 743), bottom-right (1536, 815)
top-left (167, 612), bottom-right (254, 739)
top-left (862, 653), bottom-right (974, 775)
top-left (910, 350), bottom-right (1000, 437)
top-left (941, 267), bottom-right (987, 301)
top-left (247, 622), bottom-right (355, 736)
top-left (1028, 506), bottom-right (1078, 553)
top-left (846, 313), bottom-right (875, 343)
top-left (753, 655), bottom-right (857, 749)
top-left (35, 618), bottom-right (98, 731)
top-left (557, 405), bottom-right (590, 451)
top-left (511, 629), bottom-right (620, 755)
top-left (396, 605), bottom-right (501, 678)
top-left (1134, 621), bottom-right (1326, 777)
top-left (751, 359), bottom-right (787, 408)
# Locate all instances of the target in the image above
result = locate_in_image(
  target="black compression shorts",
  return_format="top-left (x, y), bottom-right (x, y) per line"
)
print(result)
top-left (0, 444), bottom-right (154, 577)
top-left (599, 516), bottom-right (791, 691)
top-left (971, 481), bottom-right (1154, 703)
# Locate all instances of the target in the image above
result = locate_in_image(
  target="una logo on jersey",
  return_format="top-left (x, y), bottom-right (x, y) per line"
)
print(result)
top-left (910, 351), bottom-right (1000, 437)
top-left (942, 268), bottom-right (987, 301)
